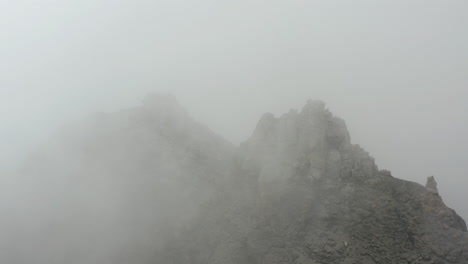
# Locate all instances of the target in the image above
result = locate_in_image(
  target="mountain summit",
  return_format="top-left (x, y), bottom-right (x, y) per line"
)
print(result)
top-left (5, 96), bottom-right (467, 264)
top-left (159, 99), bottom-right (468, 264)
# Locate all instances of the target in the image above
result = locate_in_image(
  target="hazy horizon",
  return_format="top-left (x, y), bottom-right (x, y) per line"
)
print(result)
top-left (1, 0), bottom-right (467, 221)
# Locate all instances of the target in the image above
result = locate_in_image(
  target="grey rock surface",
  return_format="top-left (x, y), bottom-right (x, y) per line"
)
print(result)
top-left (5, 97), bottom-right (467, 264)
top-left (426, 176), bottom-right (439, 194)
top-left (158, 100), bottom-right (468, 264)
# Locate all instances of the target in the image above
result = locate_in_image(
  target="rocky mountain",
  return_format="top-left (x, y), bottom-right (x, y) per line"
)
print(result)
top-left (157, 100), bottom-right (468, 264)
top-left (4, 96), bottom-right (467, 264)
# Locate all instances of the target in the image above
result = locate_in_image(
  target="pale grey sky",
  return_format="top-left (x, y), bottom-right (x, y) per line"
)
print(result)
top-left (1, 0), bottom-right (467, 218)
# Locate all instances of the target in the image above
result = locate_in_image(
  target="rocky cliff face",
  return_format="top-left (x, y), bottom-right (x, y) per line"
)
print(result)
top-left (158, 100), bottom-right (468, 264)
top-left (5, 96), bottom-right (467, 264)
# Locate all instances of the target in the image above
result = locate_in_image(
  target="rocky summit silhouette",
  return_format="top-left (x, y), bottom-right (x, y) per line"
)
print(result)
top-left (5, 95), bottom-right (467, 264)
top-left (157, 99), bottom-right (468, 264)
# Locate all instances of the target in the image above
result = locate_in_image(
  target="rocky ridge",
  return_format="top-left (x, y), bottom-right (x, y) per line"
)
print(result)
top-left (4, 96), bottom-right (467, 264)
top-left (158, 99), bottom-right (468, 264)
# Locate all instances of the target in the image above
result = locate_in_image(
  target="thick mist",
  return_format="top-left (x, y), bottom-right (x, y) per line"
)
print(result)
top-left (1, 0), bottom-right (468, 262)
top-left (2, 0), bottom-right (467, 217)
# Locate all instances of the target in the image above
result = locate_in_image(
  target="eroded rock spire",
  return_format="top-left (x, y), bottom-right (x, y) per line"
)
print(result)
top-left (426, 175), bottom-right (439, 194)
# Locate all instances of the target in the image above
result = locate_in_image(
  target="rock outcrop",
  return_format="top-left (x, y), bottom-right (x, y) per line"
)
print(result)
top-left (426, 176), bottom-right (439, 194)
top-left (158, 100), bottom-right (468, 264)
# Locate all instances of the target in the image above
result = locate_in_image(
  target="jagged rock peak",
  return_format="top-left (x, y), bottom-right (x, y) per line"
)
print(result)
top-left (242, 100), bottom-right (368, 183)
top-left (141, 93), bottom-right (188, 117)
top-left (256, 112), bottom-right (277, 129)
top-left (135, 93), bottom-right (193, 130)
top-left (156, 99), bottom-right (468, 264)
top-left (426, 176), bottom-right (439, 194)
top-left (302, 99), bottom-right (326, 112)
top-left (248, 99), bottom-right (351, 149)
